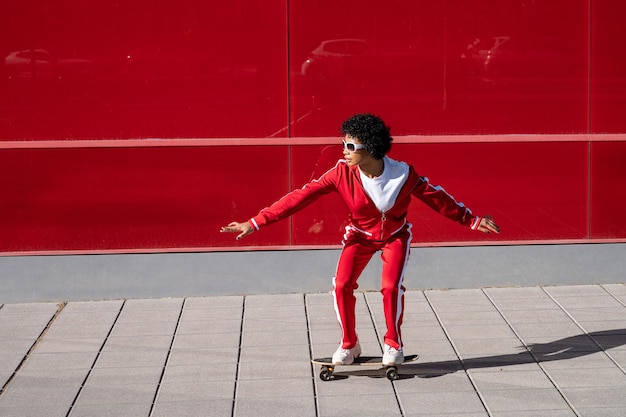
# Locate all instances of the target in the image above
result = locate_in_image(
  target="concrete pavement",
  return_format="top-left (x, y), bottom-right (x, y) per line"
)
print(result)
top-left (1, 284), bottom-right (625, 416)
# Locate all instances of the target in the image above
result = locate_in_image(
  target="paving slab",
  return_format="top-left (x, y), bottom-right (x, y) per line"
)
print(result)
top-left (234, 396), bottom-right (316, 417)
top-left (86, 366), bottom-right (164, 386)
top-left (398, 389), bottom-right (487, 415)
top-left (70, 402), bottom-right (152, 417)
top-left (478, 388), bottom-right (573, 413)
top-left (151, 399), bottom-right (233, 417)
top-left (318, 393), bottom-right (402, 417)
top-left (156, 379), bottom-right (235, 402)
top-left (469, 368), bottom-right (556, 390)
top-left (394, 369), bottom-right (476, 393)
top-left (238, 359), bottom-right (311, 380)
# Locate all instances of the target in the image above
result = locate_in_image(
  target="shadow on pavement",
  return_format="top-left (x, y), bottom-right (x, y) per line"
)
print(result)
top-left (405, 328), bottom-right (626, 378)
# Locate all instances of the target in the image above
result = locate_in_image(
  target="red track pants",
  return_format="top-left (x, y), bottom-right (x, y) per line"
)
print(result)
top-left (332, 223), bottom-right (412, 350)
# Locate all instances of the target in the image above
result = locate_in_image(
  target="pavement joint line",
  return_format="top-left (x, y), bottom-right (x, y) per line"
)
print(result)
top-left (423, 291), bottom-right (492, 416)
top-left (303, 294), bottom-right (321, 417)
top-left (0, 301), bottom-right (66, 398)
top-left (65, 299), bottom-right (126, 417)
top-left (363, 292), bottom-right (384, 353)
top-left (484, 287), bottom-right (582, 417)
top-left (147, 298), bottom-right (186, 417)
top-left (542, 286), bottom-right (626, 376)
top-left (601, 283), bottom-right (626, 308)
top-left (230, 295), bottom-right (246, 417)
top-left (597, 284), bottom-right (626, 374)
top-left (362, 292), bottom-right (405, 417)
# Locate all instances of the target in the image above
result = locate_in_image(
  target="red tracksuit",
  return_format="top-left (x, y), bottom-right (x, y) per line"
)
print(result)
top-left (249, 158), bottom-right (481, 350)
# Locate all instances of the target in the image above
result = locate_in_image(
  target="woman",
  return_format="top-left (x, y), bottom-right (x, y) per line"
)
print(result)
top-left (221, 113), bottom-right (500, 365)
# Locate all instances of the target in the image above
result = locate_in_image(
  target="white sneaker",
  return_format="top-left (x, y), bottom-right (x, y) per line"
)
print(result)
top-left (383, 344), bottom-right (404, 366)
top-left (332, 342), bottom-right (362, 365)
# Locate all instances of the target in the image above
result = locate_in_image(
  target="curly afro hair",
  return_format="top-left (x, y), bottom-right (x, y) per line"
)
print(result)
top-left (341, 113), bottom-right (392, 160)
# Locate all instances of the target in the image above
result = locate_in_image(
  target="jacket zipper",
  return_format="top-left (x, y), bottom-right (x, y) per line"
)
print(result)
top-left (380, 211), bottom-right (386, 240)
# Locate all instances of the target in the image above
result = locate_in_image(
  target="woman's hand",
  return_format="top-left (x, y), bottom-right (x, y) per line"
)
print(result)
top-left (477, 216), bottom-right (500, 234)
top-left (220, 221), bottom-right (255, 240)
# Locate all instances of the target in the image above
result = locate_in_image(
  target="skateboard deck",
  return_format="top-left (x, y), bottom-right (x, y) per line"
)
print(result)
top-left (312, 354), bottom-right (419, 381)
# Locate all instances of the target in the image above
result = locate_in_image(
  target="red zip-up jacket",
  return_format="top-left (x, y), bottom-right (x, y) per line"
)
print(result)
top-left (249, 159), bottom-right (481, 241)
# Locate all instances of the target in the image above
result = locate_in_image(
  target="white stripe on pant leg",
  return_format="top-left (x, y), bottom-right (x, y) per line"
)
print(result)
top-left (332, 228), bottom-right (351, 347)
top-left (394, 223), bottom-right (412, 348)
top-left (332, 276), bottom-right (345, 345)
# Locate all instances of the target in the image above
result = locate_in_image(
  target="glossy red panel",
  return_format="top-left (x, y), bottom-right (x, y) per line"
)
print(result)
top-left (590, 0), bottom-right (626, 132)
top-left (590, 142), bottom-right (626, 237)
top-left (5, 1), bottom-right (626, 140)
top-left (3, 138), bottom-right (625, 254)
top-left (401, 142), bottom-right (589, 242)
top-left (0, 146), bottom-right (291, 252)
top-left (0, 1), bottom-right (288, 140)
top-left (289, 141), bottom-right (589, 245)
top-left (289, 1), bottom-right (589, 136)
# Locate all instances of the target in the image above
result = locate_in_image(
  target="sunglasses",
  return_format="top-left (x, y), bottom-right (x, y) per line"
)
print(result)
top-left (342, 140), bottom-right (366, 152)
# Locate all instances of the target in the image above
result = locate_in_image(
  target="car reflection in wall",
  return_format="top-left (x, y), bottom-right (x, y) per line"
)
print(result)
top-left (299, 38), bottom-right (429, 109)
top-left (301, 39), bottom-right (423, 87)
top-left (464, 36), bottom-right (584, 82)
top-left (5, 49), bottom-right (96, 80)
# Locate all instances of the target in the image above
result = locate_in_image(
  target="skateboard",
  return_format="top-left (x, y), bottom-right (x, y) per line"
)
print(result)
top-left (311, 354), bottom-right (419, 381)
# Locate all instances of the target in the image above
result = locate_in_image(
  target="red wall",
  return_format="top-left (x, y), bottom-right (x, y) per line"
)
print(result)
top-left (1, 1), bottom-right (625, 254)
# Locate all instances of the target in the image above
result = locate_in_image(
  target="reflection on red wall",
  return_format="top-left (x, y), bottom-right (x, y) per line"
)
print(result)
top-left (590, 142), bottom-right (626, 238)
top-left (290, 0), bottom-right (590, 136)
top-left (0, 146), bottom-right (292, 252)
top-left (3, 1), bottom-right (626, 138)
top-left (0, 1), bottom-right (288, 139)
top-left (290, 141), bottom-right (590, 245)
top-left (590, 1), bottom-right (626, 132)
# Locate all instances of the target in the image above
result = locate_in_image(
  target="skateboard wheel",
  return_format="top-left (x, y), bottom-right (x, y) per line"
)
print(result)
top-left (386, 367), bottom-right (399, 381)
top-left (319, 366), bottom-right (334, 381)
